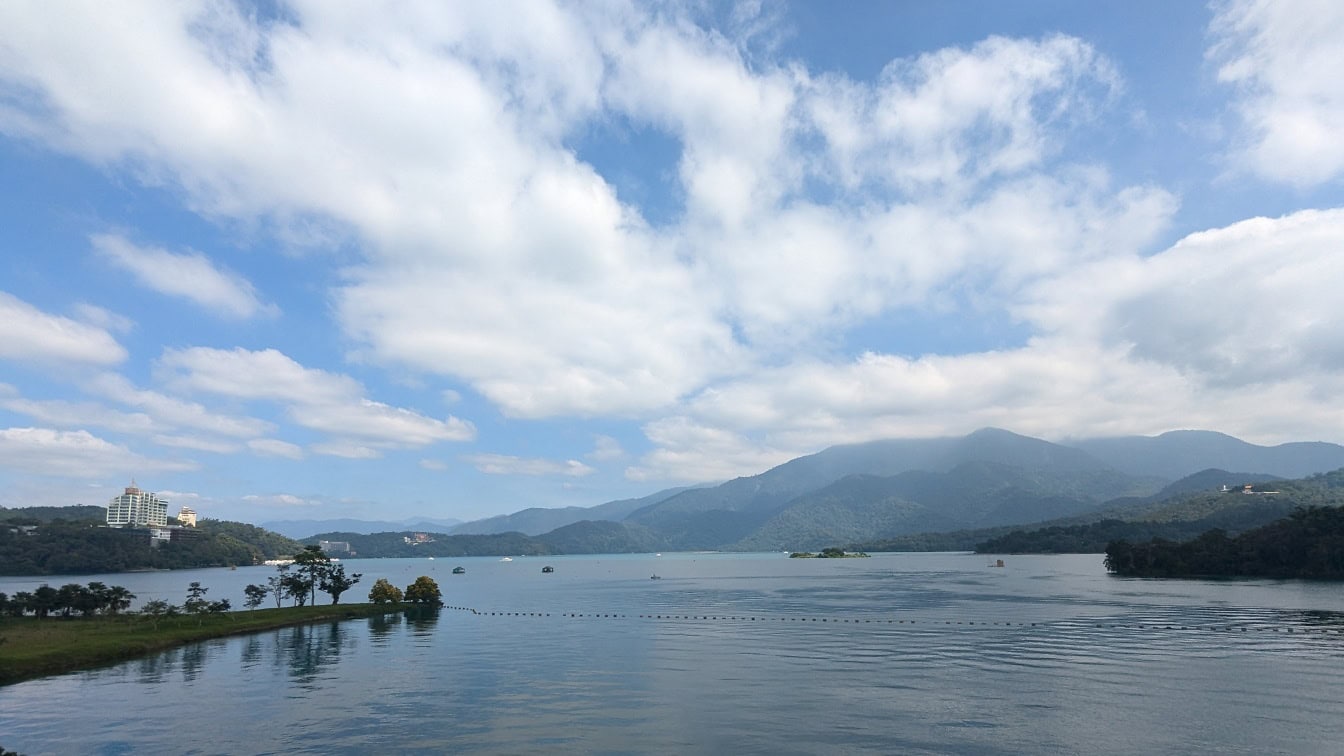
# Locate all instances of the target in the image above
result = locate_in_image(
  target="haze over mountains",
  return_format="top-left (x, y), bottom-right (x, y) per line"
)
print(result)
top-left (279, 429), bottom-right (1344, 551)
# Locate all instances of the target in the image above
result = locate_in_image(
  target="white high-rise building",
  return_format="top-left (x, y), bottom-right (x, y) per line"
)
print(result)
top-left (106, 483), bottom-right (168, 527)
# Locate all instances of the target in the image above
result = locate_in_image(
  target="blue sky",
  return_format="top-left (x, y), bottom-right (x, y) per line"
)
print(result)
top-left (2, 1), bottom-right (1342, 525)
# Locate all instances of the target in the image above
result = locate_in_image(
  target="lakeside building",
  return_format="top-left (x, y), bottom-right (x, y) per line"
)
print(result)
top-left (177, 506), bottom-right (198, 527)
top-left (106, 483), bottom-right (168, 527)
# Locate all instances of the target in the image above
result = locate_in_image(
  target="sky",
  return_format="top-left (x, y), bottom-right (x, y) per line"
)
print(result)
top-left (2, 1), bottom-right (1343, 526)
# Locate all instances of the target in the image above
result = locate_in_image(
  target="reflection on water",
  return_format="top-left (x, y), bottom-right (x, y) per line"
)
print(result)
top-left (282, 620), bottom-right (353, 685)
top-left (3, 554), bottom-right (1344, 755)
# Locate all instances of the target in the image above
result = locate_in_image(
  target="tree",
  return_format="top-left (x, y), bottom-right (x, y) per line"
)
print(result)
top-left (281, 571), bottom-right (312, 607)
top-left (318, 564), bottom-right (362, 605)
top-left (291, 545), bottom-right (331, 607)
top-left (30, 585), bottom-right (59, 618)
top-left (267, 570), bottom-right (288, 609)
top-left (140, 599), bottom-right (170, 630)
top-left (367, 578), bottom-right (403, 604)
top-left (104, 585), bottom-right (135, 615)
top-left (404, 576), bottom-right (442, 606)
top-left (243, 583), bottom-right (270, 610)
top-left (184, 581), bottom-right (210, 614)
top-left (207, 599), bottom-right (232, 614)
top-left (8, 591), bottom-right (32, 617)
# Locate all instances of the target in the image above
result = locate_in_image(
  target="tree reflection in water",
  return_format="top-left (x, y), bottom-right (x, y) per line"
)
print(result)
top-left (368, 611), bottom-right (403, 644)
top-left (281, 620), bottom-right (358, 685)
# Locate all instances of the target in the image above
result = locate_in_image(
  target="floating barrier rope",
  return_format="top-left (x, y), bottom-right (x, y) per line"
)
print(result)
top-left (437, 605), bottom-right (1344, 633)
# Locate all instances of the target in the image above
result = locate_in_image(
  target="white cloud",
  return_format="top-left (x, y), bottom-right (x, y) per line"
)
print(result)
top-left (157, 346), bottom-right (476, 447)
top-left (0, 292), bottom-right (126, 367)
top-left (248, 438), bottom-right (305, 460)
top-left (0, 426), bottom-right (197, 478)
top-left (587, 435), bottom-right (625, 461)
top-left (151, 435), bottom-right (240, 453)
top-left (0, 5), bottom-right (1152, 424)
top-left (84, 373), bottom-right (273, 438)
top-left (6, 2), bottom-right (1339, 492)
top-left (310, 441), bottom-right (381, 459)
top-left (90, 233), bottom-right (278, 319)
top-left (242, 493), bottom-right (319, 508)
top-left (1210, 0), bottom-right (1344, 186)
top-left (464, 453), bottom-right (596, 477)
top-left (419, 458), bottom-right (448, 471)
top-left (1, 395), bottom-right (159, 435)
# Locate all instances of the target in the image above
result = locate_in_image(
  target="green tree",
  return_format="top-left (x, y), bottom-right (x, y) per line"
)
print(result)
top-left (281, 571), bottom-right (312, 607)
top-left (267, 571), bottom-right (288, 608)
top-left (140, 599), bottom-right (170, 629)
top-left (104, 585), bottom-right (135, 615)
top-left (367, 578), bottom-right (403, 604)
top-left (291, 546), bottom-right (331, 607)
top-left (243, 583), bottom-right (270, 610)
top-left (30, 585), bottom-right (59, 618)
top-left (318, 564), bottom-right (362, 605)
top-left (184, 582), bottom-right (210, 614)
top-left (8, 591), bottom-right (32, 617)
top-left (404, 576), bottom-right (442, 606)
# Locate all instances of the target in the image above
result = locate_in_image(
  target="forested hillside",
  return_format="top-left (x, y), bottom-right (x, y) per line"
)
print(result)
top-left (0, 511), bottom-right (303, 576)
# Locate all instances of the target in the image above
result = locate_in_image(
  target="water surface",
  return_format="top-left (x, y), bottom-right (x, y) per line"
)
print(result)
top-left (3, 553), bottom-right (1343, 754)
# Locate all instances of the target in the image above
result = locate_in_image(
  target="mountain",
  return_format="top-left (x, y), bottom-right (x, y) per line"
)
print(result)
top-left (283, 429), bottom-right (1344, 557)
top-left (261, 517), bottom-right (463, 539)
top-left (449, 487), bottom-right (693, 536)
top-left (969, 468), bottom-right (1344, 555)
top-left (628, 429), bottom-right (1163, 550)
top-left (1065, 430), bottom-right (1344, 480)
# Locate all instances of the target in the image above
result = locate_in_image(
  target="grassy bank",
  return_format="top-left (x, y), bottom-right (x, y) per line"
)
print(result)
top-left (0, 603), bottom-right (408, 686)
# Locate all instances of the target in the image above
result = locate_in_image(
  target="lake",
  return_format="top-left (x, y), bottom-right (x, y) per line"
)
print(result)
top-left (3, 552), bottom-right (1344, 754)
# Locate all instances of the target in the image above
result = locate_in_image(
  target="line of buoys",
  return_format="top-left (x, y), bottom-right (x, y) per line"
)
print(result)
top-left (449, 608), bottom-right (1344, 634)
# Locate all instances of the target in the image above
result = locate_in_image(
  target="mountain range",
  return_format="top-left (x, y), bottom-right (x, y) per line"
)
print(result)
top-left (293, 428), bottom-right (1344, 553)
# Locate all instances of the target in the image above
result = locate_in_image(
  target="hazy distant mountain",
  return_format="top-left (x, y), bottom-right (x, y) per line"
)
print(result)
top-left (262, 517), bottom-right (463, 540)
top-left (278, 429), bottom-right (1344, 556)
top-left (628, 428), bottom-right (1163, 549)
top-left (450, 487), bottom-right (694, 536)
top-left (1065, 430), bottom-right (1344, 480)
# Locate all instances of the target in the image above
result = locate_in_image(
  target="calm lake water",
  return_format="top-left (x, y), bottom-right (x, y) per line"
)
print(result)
top-left (4, 552), bottom-right (1344, 755)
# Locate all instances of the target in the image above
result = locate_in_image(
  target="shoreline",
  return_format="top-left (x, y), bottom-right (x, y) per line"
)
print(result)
top-left (0, 603), bottom-right (416, 687)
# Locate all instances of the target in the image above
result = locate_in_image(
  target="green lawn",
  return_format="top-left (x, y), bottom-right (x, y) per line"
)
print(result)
top-left (0, 603), bottom-right (409, 686)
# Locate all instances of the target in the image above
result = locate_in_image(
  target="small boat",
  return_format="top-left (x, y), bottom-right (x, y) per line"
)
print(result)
top-left (427, 557), bottom-right (434, 561)
top-left (500, 557), bottom-right (513, 562)
top-left (650, 574), bottom-right (662, 580)
top-left (542, 565), bottom-right (554, 573)
top-left (452, 566), bottom-right (465, 574)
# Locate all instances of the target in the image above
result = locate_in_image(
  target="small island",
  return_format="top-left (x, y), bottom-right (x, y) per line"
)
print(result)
top-left (790, 547), bottom-right (870, 558)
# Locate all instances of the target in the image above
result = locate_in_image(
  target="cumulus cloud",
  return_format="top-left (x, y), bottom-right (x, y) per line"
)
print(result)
top-left (90, 233), bottom-right (278, 319)
top-left (464, 453), bottom-right (596, 477)
top-left (1210, 0), bottom-right (1344, 185)
top-left (84, 372), bottom-right (273, 438)
top-left (156, 346), bottom-right (475, 448)
top-left (0, 292), bottom-right (127, 367)
top-left (3, 2), bottom-right (1339, 490)
top-left (0, 427), bottom-right (197, 478)
top-left (0, 4), bottom-right (1158, 423)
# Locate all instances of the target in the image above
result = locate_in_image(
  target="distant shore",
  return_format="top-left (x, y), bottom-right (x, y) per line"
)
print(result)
top-left (0, 603), bottom-right (413, 687)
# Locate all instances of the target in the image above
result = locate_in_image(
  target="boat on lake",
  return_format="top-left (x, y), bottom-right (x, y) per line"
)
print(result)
top-left (500, 557), bottom-right (513, 562)
top-left (452, 566), bottom-right (465, 574)
top-left (542, 565), bottom-right (554, 573)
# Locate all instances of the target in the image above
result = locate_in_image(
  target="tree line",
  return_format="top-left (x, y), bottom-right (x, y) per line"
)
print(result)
top-left (1, 547), bottom-right (442, 618)
top-left (0, 517), bottom-right (303, 576)
top-left (1104, 506), bottom-right (1344, 579)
